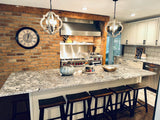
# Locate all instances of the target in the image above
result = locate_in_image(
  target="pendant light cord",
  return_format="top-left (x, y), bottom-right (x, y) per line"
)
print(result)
top-left (50, 0), bottom-right (52, 11)
top-left (114, 0), bottom-right (117, 19)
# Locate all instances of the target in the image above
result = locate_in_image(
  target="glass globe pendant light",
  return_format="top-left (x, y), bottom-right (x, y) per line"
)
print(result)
top-left (40, 0), bottom-right (63, 35)
top-left (105, 0), bottom-right (123, 37)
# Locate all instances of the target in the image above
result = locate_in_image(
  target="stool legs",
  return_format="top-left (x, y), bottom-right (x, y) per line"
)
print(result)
top-left (132, 89), bottom-right (138, 116)
top-left (12, 100), bottom-right (30, 120)
top-left (39, 108), bottom-right (44, 120)
top-left (106, 95), bottom-right (113, 112)
top-left (70, 102), bottom-right (74, 120)
top-left (60, 105), bottom-right (66, 120)
top-left (120, 93), bottom-right (124, 109)
top-left (83, 100), bottom-right (87, 119)
top-left (122, 91), bottom-right (132, 116)
top-left (93, 96), bottom-right (106, 119)
top-left (106, 95), bottom-right (113, 120)
top-left (113, 91), bottom-right (132, 120)
top-left (144, 88), bottom-right (148, 112)
top-left (132, 88), bottom-right (148, 115)
top-left (113, 93), bottom-right (119, 120)
top-left (87, 98), bottom-right (92, 118)
top-left (94, 98), bottom-right (98, 116)
top-left (66, 100), bottom-right (91, 120)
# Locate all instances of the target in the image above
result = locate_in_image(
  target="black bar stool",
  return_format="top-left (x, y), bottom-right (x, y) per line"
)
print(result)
top-left (109, 85), bottom-right (132, 120)
top-left (66, 91), bottom-right (91, 120)
top-left (38, 96), bottom-right (66, 120)
top-left (89, 88), bottom-right (113, 119)
top-left (12, 99), bottom-right (30, 120)
top-left (127, 83), bottom-right (148, 115)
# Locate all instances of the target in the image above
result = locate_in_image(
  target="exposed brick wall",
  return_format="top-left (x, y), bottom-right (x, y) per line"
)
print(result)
top-left (0, 4), bottom-right (109, 88)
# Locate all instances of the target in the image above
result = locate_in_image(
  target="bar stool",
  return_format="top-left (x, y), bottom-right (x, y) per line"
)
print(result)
top-left (109, 85), bottom-right (132, 120)
top-left (12, 99), bottom-right (30, 120)
top-left (89, 88), bottom-right (113, 119)
top-left (127, 83), bottom-right (148, 115)
top-left (38, 96), bottom-right (66, 120)
top-left (66, 91), bottom-right (91, 120)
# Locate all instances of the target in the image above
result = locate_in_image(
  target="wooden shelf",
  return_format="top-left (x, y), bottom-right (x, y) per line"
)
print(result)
top-left (60, 43), bottom-right (94, 45)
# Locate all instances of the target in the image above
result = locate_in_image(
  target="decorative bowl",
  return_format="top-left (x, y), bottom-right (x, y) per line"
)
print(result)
top-left (102, 66), bottom-right (117, 72)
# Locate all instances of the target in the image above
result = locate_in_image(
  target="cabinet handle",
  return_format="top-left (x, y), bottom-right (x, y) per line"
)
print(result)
top-left (155, 40), bottom-right (158, 46)
top-left (126, 40), bottom-right (128, 44)
top-left (143, 40), bottom-right (146, 45)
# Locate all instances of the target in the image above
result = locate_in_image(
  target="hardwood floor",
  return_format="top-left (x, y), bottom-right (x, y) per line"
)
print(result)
top-left (89, 104), bottom-right (154, 120)
top-left (79, 102), bottom-right (154, 120)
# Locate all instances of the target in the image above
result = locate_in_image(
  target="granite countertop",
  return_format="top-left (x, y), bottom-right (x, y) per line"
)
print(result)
top-left (0, 64), bottom-right (156, 97)
top-left (117, 56), bottom-right (160, 65)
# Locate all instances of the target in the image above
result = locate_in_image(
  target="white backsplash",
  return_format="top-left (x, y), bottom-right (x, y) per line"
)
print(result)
top-left (123, 45), bottom-right (160, 60)
top-left (60, 45), bottom-right (89, 59)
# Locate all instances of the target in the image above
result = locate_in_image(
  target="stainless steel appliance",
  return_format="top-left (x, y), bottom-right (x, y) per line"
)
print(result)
top-left (60, 17), bottom-right (101, 36)
top-left (60, 58), bottom-right (86, 67)
top-left (143, 62), bottom-right (160, 91)
top-left (60, 55), bottom-right (102, 67)
top-left (89, 55), bottom-right (102, 65)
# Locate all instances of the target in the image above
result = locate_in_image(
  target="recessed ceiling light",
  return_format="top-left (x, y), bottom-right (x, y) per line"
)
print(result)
top-left (82, 7), bottom-right (87, 11)
top-left (131, 13), bottom-right (135, 17)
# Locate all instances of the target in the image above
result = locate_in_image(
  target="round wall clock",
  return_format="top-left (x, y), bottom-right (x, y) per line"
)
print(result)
top-left (16, 27), bottom-right (40, 49)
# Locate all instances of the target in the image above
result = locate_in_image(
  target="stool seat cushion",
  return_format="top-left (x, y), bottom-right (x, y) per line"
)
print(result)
top-left (39, 96), bottom-right (66, 109)
top-left (89, 88), bottom-right (113, 98)
top-left (110, 85), bottom-right (132, 94)
top-left (127, 83), bottom-right (148, 90)
top-left (66, 92), bottom-right (91, 103)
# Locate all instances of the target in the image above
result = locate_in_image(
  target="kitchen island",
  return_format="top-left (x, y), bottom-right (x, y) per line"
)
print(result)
top-left (0, 64), bottom-right (156, 120)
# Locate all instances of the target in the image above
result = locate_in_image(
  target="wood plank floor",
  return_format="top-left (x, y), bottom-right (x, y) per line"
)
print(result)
top-left (90, 104), bottom-right (154, 120)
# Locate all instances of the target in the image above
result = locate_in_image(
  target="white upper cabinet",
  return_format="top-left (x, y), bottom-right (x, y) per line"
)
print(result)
top-left (121, 24), bottom-right (129, 44)
top-left (158, 18), bottom-right (160, 46)
top-left (146, 18), bottom-right (159, 46)
top-left (121, 18), bottom-right (159, 46)
top-left (136, 20), bottom-right (147, 45)
top-left (121, 23), bottom-right (137, 45)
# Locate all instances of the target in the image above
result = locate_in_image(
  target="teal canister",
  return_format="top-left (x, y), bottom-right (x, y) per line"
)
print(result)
top-left (60, 65), bottom-right (74, 76)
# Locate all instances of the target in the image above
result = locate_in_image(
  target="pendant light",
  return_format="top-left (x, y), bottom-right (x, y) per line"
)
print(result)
top-left (40, 0), bottom-right (63, 35)
top-left (105, 0), bottom-right (123, 38)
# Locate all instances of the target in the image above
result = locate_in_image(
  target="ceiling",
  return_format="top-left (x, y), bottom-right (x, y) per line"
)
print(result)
top-left (0, 0), bottom-right (160, 22)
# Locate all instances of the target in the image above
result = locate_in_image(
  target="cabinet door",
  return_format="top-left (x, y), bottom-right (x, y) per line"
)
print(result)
top-left (121, 23), bottom-right (137, 45)
top-left (146, 18), bottom-right (159, 46)
top-left (121, 24), bottom-right (130, 45)
top-left (136, 21), bottom-right (147, 45)
top-left (127, 23), bottom-right (137, 45)
top-left (158, 18), bottom-right (160, 46)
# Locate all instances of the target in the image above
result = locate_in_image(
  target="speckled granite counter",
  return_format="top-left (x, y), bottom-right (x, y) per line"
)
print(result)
top-left (0, 64), bottom-right (156, 97)
top-left (115, 56), bottom-right (160, 65)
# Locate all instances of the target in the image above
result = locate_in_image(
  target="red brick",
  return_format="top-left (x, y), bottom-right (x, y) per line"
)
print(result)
top-left (7, 53), bottom-right (16, 56)
top-left (17, 59), bottom-right (25, 62)
top-left (16, 53), bottom-right (24, 56)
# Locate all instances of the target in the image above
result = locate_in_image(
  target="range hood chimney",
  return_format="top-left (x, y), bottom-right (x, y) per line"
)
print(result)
top-left (60, 17), bottom-right (101, 36)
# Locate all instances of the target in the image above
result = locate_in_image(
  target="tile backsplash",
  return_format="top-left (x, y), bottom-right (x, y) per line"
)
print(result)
top-left (123, 45), bottom-right (160, 59)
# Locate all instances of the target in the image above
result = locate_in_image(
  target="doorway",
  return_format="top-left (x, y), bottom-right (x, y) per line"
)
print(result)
top-left (106, 35), bottom-right (122, 65)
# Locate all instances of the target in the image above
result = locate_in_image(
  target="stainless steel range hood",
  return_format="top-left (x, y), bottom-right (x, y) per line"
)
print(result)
top-left (60, 18), bottom-right (101, 36)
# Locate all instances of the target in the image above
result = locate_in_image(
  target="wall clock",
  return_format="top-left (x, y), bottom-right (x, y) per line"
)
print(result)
top-left (16, 27), bottom-right (40, 49)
